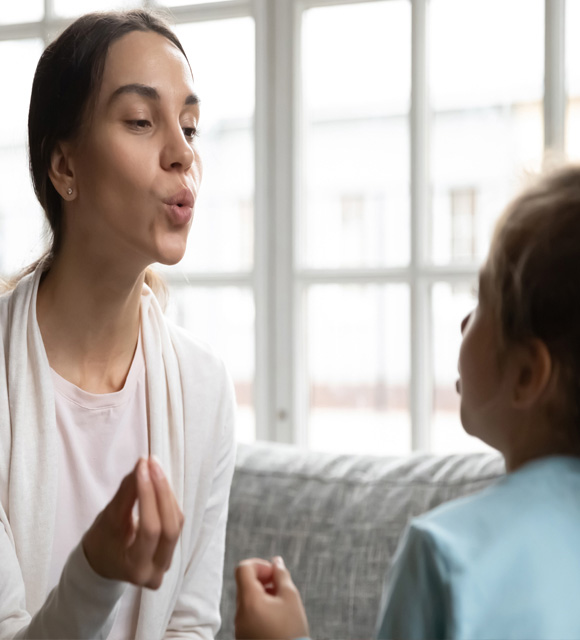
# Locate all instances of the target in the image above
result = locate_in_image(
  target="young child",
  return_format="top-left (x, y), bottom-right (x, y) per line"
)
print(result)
top-left (234, 165), bottom-right (580, 640)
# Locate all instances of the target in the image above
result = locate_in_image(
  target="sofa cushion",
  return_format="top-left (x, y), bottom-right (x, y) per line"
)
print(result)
top-left (219, 442), bottom-right (504, 640)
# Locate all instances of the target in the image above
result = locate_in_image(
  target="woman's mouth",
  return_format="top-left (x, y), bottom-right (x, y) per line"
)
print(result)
top-left (165, 202), bottom-right (193, 225)
top-left (163, 188), bottom-right (194, 226)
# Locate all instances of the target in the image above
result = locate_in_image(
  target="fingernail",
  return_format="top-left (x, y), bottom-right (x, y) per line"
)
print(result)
top-left (273, 556), bottom-right (285, 569)
top-left (150, 455), bottom-right (165, 481)
top-left (139, 459), bottom-right (150, 483)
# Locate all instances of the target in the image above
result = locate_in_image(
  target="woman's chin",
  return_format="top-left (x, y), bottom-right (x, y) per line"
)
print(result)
top-left (158, 255), bottom-right (185, 267)
top-left (155, 244), bottom-right (188, 267)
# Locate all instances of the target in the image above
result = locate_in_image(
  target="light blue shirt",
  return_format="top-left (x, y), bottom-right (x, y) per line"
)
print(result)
top-left (376, 456), bottom-right (580, 640)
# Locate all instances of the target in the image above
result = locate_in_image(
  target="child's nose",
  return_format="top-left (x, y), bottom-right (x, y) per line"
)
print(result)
top-left (460, 312), bottom-right (472, 334)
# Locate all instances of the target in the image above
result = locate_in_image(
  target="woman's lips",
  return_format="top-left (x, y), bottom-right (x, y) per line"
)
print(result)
top-left (165, 202), bottom-right (193, 226)
top-left (162, 188), bottom-right (194, 226)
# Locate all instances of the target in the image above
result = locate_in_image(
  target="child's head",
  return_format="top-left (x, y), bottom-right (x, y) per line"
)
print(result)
top-left (459, 165), bottom-right (580, 462)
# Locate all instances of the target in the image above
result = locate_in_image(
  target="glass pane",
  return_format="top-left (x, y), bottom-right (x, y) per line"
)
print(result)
top-left (566, 0), bottom-right (580, 160)
top-left (169, 18), bottom-right (255, 273)
top-left (0, 1), bottom-right (43, 23)
top-left (430, 0), bottom-right (544, 266)
top-left (0, 40), bottom-right (44, 147)
top-left (300, 1), bottom-right (411, 269)
top-left (0, 147), bottom-right (46, 276)
top-left (306, 284), bottom-right (411, 455)
top-left (0, 39), bottom-right (46, 277)
top-left (165, 285), bottom-right (255, 443)
top-left (431, 282), bottom-right (491, 453)
top-left (53, 0), bottom-right (142, 18)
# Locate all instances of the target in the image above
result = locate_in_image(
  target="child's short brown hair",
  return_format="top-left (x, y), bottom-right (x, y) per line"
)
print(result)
top-left (487, 165), bottom-right (580, 428)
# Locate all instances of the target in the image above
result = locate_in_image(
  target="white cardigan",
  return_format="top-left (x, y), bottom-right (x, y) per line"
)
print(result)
top-left (0, 268), bottom-right (237, 639)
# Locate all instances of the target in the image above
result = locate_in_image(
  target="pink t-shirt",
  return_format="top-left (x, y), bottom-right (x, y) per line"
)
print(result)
top-left (48, 335), bottom-right (149, 640)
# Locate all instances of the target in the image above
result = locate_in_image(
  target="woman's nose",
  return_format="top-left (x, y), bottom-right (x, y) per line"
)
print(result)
top-left (161, 126), bottom-right (195, 171)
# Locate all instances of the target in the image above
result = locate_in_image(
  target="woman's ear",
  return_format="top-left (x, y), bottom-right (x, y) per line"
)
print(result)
top-left (48, 142), bottom-right (76, 201)
top-left (511, 338), bottom-right (552, 409)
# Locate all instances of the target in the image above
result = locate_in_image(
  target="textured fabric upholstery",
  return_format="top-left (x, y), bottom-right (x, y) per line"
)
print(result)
top-left (219, 442), bottom-right (504, 640)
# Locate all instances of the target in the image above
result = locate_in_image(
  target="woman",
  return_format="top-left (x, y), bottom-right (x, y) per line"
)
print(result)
top-left (0, 10), bottom-right (236, 639)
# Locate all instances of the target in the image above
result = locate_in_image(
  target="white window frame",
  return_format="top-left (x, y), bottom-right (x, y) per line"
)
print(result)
top-left (0, 0), bottom-right (567, 451)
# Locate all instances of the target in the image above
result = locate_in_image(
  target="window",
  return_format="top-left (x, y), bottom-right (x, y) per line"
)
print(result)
top-left (430, 0), bottom-right (544, 267)
top-left (0, 0), bottom-right (573, 454)
top-left (165, 16), bottom-right (257, 442)
top-left (567, 0), bottom-right (580, 160)
top-left (0, 38), bottom-right (44, 275)
top-left (450, 188), bottom-right (477, 262)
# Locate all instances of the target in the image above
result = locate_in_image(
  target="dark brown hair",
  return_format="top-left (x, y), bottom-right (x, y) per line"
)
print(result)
top-left (487, 164), bottom-right (580, 426)
top-left (13, 9), bottom-right (188, 297)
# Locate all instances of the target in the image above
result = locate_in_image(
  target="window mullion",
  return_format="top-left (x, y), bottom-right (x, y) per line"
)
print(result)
top-left (263, 0), bottom-right (298, 444)
top-left (253, 0), bottom-right (276, 442)
top-left (544, 0), bottom-right (566, 160)
top-left (44, 0), bottom-right (53, 42)
top-left (410, 0), bottom-right (431, 452)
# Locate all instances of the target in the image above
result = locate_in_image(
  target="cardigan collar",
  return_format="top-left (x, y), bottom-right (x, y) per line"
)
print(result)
top-left (2, 268), bottom-right (184, 638)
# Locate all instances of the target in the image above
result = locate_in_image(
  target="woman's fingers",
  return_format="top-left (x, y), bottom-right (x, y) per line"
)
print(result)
top-left (120, 456), bottom-right (183, 588)
top-left (127, 459), bottom-right (162, 581)
top-left (108, 463), bottom-right (138, 526)
top-left (149, 456), bottom-right (183, 571)
top-left (83, 456), bottom-right (182, 588)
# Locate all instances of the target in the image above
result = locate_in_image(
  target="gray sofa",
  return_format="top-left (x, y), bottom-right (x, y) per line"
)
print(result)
top-left (218, 442), bottom-right (505, 640)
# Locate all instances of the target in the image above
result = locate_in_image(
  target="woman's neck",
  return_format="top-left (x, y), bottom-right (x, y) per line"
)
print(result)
top-left (36, 252), bottom-right (145, 394)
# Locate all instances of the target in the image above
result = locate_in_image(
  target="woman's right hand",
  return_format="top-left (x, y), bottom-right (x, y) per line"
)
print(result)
top-left (82, 456), bottom-right (184, 589)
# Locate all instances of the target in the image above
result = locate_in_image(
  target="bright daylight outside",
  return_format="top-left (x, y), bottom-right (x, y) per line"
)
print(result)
top-left (0, 0), bottom-right (577, 456)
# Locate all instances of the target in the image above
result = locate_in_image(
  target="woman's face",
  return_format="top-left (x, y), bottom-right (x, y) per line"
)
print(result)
top-left (65, 30), bottom-right (202, 270)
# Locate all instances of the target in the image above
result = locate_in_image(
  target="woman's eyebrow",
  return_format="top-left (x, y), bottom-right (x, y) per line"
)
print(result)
top-left (184, 93), bottom-right (200, 106)
top-left (108, 83), bottom-right (200, 106)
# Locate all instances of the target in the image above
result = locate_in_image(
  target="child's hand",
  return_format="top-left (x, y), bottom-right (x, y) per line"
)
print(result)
top-left (235, 556), bottom-right (310, 640)
top-left (82, 456), bottom-right (184, 589)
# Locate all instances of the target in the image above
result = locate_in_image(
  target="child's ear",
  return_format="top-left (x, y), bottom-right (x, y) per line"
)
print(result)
top-left (48, 141), bottom-right (76, 201)
top-left (511, 338), bottom-right (552, 409)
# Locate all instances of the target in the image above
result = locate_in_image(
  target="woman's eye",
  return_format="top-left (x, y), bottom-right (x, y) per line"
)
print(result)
top-left (127, 119), bottom-right (152, 130)
top-left (182, 127), bottom-right (199, 140)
